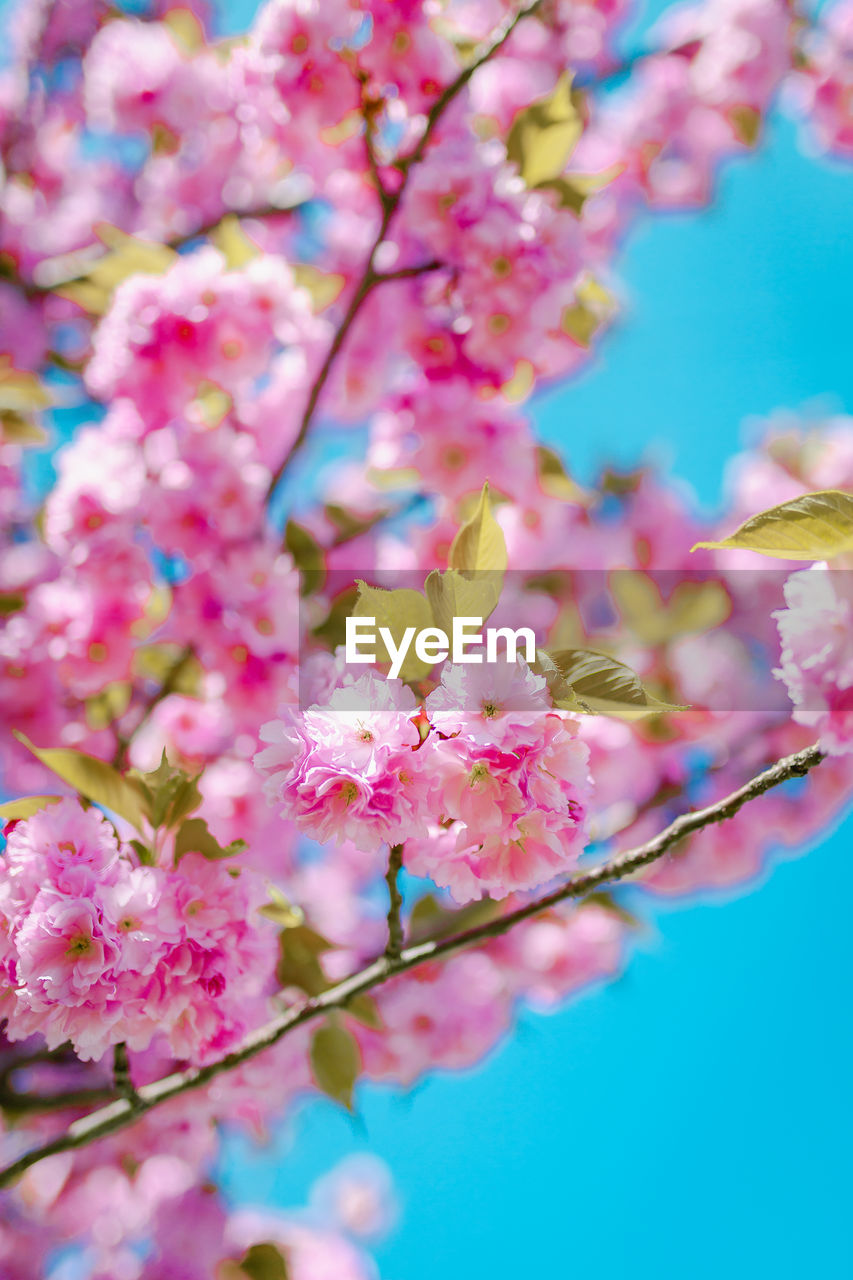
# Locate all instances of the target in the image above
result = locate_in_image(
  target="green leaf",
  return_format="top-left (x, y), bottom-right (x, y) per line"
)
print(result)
top-left (420, 484), bottom-right (508, 638)
top-left (536, 165), bottom-right (623, 215)
top-left (292, 263), bottom-right (345, 312)
top-left (352, 581), bottom-right (435, 681)
top-left (0, 363), bottom-right (52, 446)
top-left (284, 520), bottom-right (326, 597)
top-left (128, 752), bottom-right (203, 830)
top-left (692, 490), bottom-right (853, 561)
top-left (54, 224), bottom-right (176, 315)
top-left (324, 503), bottom-right (384, 543)
top-left (448, 483), bottom-right (508, 576)
top-left (276, 925), bottom-right (335, 997)
top-left (13, 732), bottom-right (149, 831)
top-left (128, 838), bottom-right (156, 867)
top-left (344, 993), bottom-right (383, 1030)
top-left (582, 892), bottom-right (640, 929)
top-left (506, 72), bottom-right (583, 188)
top-left (259, 885), bottom-right (305, 928)
top-left (84, 682), bottom-right (132, 731)
top-left (537, 649), bottom-right (686, 719)
top-left (0, 592), bottom-right (25, 615)
top-left (611, 573), bottom-right (732, 647)
top-left (560, 276), bottom-right (615, 349)
top-left (0, 795), bottom-right (62, 822)
top-left (313, 584), bottom-right (359, 650)
top-left (173, 817), bottom-right (246, 863)
top-left (535, 445), bottom-right (590, 504)
top-left (310, 1020), bottom-right (361, 1111)
top-left (531, 649), bottom-right (587, 713)
top-left (231, 1242), bottom-right (290, 1280)
top-left (0, 363), bottom-right (52, 413)
top-left (132, 643), bottom-right (202, 696)
top-left (407, 893), bottom-right (501, 945)
top-left (424, 568), bottom-right (502, 637)
top-left (729, 104), bottom-right (762, 147)
top-left (210, 213), bottom-right (259, 268)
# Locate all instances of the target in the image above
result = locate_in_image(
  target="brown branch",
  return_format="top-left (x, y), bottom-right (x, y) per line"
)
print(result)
top-left (112, 1043), bottom-right (139, 1107)
top-left (0, 741), bottom-right (823, 1190)
top-left (263, 0), bottom-right (546, 504)
top-left (384, 843), bottom-right (405, 959)
top-left (0, 1085), bottom-right (116, 1114)
top-left (373, 261), bottom-right (443, 283)
top-left (400, 0), bottom-right (545, 176)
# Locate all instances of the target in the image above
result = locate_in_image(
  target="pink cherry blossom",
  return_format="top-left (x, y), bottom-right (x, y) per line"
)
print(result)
top-left (775, 568), bottom-right (853, 755)
top-left (255, 671), bottom-right (434, 848)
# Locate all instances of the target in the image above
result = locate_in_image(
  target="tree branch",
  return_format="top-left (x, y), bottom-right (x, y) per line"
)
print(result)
top-left (0, 1085), bottom-right (116, 1115)
top-left (112, 1043), bottom-right (138, 1107)
top-left (263, 0), bottom-right (545, 504)
top-left (0, 741), bottom-right (823, 1190)
top-left (384, 843), bottom-right (405, 960)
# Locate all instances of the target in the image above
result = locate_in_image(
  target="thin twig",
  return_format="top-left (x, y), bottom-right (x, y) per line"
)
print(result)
top-left (373, 261), bottom-right (443, 283)
top-left (112, 1043), bottom-right (138, 1107)
top-left (384, 844), bottom-right (405, 959)
top-left (400, 0), bottom-right (545, 176)
top-left (0, 741), bottom-right (823, 1190)
top-left (357, 73), bottom-right (394, 212)
top-left (263, 0), bottom-right (546, 504)
top-left (0, 1086), bottom-right (116, 1114)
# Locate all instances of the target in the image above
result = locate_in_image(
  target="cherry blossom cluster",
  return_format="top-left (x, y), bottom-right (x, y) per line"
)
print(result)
top-left (0, 0), bottom-right (852, 1275)
top-left (0, 800), bottom-right (276, 1061)
top-left (257, 660), bottom-right (591, 902)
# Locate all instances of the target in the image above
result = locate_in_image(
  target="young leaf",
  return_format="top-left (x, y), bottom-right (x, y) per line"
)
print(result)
top-left (535, 445), bottom-right (590, 503)
top-left (448, 482), bottom-right (507, 576)
top-left (611, 573), bottom-right (731, 646)
top-left (284, 520), bottom-right (326, 597)
top-left (132, 643), bottom-right (202, 696)
top-left (729, 104), bottom-right (762, 147)
top-left (506, 72), bottom-right (583, 188)
top-left (276, 925), bottom-right (335, 997)
top-left (259, 885), bottom-right (305, 928)
top-left (538, 649), bottom-right (686, 719)
top-left (310, 1020), bottom-right (361, 1111)
top-left (128, 753), bottom-right (203, 830)
top-left (128, 838), bottom-right (156, 867)
top-left (292, 263), bottom-right (346, 311)
top-left (55, 224), bottom-right (176, 314)
top-left (344, 993), bottom-right (384, 1030)
top-left (537, 165), bottom-right (623, 215)
top-left (210, 213), bottom-right (260, 268)
top-left (0, 592), bottom-right (25, 615)
top-left (0, 795), bottom-right (62, 821)
top-left (0, 363), bottom-right (52, 445)
top-left (407, 893), bottom-right (500, 945)
top-left (352, 581), bottom-right (435, 681)
top-left (13, 733), bottom-right (149, 831)
top-left (424, 568), bottom-right (501, 636)
top-left (692, 490), bottom-right (853, 561)
top-left (226, 1243), bottom-right (290, 1280)
top-left (84, 682), bottom-right (133, 731)
top-left (561, 276), bottom-right (615, 349)
top-left (173, 817), bottom-right (246, 863)
top-left (531, 649), bottom-right (587, 713)
top-left (582, 892), bottom-right (641, 929)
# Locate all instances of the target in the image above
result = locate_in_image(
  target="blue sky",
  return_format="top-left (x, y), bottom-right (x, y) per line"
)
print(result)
top-left (2, 0), bottom-right (850, 1272)
top-left (220, 100), bottom-right (853, 1277)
